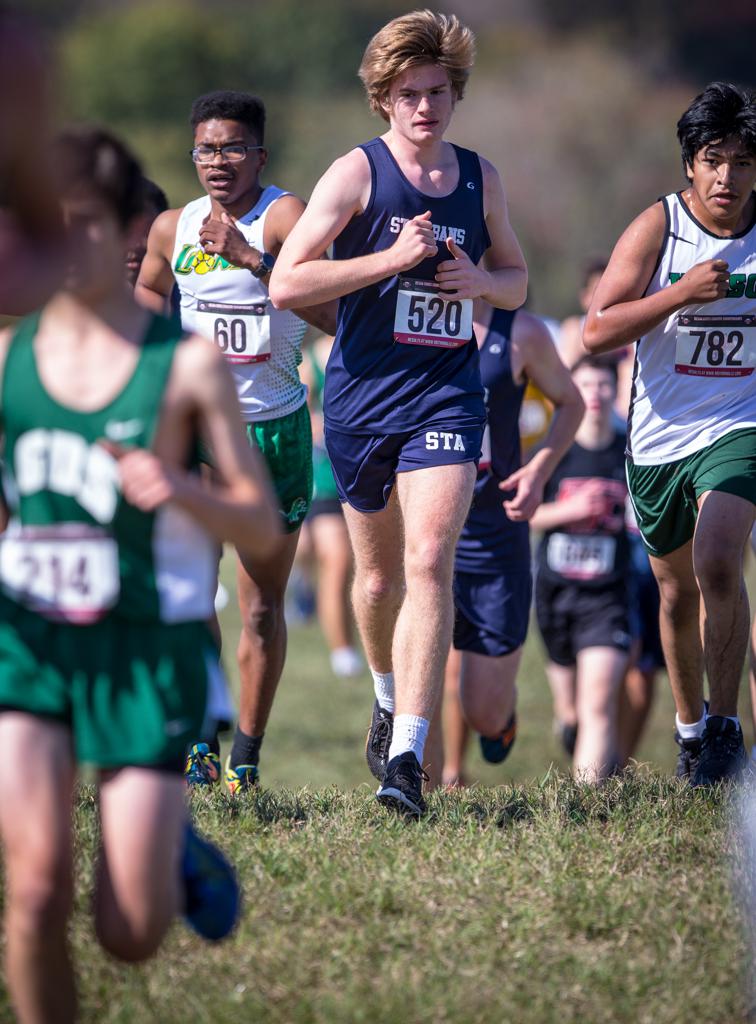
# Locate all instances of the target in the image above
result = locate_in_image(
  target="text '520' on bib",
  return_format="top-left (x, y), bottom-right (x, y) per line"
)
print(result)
top-left (393, 278), bottom-right (472, 349)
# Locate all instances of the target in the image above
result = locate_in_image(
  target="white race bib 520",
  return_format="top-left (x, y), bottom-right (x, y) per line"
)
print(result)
top-left (394, 278), bottom-right (472, 349)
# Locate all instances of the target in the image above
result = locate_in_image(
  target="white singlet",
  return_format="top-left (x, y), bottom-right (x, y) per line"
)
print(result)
top-left (627, 191), bottom-right (756, 465)
top-left (172, 187), bottom-right (307, 421)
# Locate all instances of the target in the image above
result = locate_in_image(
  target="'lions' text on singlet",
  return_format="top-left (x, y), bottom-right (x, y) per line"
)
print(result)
top-left (0, 314), bottom-right (216, 624)
top-left (455, 308), bottom-right (530, 572)
top-left (536, 431), bottom-right (629, 587)
top-left (627, 191), bottom-right (756, 464)
top-left (325, 138), bottom-right (490, 433)
top-left (173, 187), bottom-right (306, 421)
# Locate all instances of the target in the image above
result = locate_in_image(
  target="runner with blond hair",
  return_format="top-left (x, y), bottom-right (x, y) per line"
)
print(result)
top-left (271, 10), bottom-right (527, 814)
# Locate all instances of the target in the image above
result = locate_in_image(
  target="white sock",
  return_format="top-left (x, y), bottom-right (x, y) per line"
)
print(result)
top-left (388, 714), bottom-right (429, 763)
top-left (371, 669), bottom-right (394, 713)
top-left (676, 709), bottom-right (707, 740)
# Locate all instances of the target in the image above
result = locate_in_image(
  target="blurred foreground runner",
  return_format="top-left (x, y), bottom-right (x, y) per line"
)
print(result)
top-left (0, 126), bottom-right (279, 1023)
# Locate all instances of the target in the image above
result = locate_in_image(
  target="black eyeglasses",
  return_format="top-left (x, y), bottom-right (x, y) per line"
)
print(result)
top-left (190, 144), bottom-right (264, 165)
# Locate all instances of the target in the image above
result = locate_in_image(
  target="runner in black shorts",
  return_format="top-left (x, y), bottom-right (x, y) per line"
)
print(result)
top-left (532, 356), bottom-right (631, 781)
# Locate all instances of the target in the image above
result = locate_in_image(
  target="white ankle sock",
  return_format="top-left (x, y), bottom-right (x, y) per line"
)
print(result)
top-left (675, 709), bottom-right (707, 740)
top-left (388, 714), bottom-right (429, 763)
top-left (371, 669), bottom-right (395, 713)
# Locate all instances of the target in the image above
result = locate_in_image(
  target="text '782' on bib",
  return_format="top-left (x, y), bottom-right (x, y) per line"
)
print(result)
top-left (394, 278), bottom-right (473, 349)
top-left (196, 298), bottom-right (271, 365)
top-left (675, 313), bottom-right (756, 378)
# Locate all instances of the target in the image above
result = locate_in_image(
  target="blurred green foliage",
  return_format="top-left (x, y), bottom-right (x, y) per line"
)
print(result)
top-left (16, 0), bottom-right (756, 314)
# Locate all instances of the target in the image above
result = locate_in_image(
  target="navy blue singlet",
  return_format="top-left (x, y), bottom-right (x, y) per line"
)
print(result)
top-left (455, 308), bottom-right (530, 572)
top-left (324, 138), bottom-right (490, 434)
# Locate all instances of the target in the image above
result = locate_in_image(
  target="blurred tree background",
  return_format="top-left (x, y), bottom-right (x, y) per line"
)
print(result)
top-left (19, 0), bottom-right (756, 315)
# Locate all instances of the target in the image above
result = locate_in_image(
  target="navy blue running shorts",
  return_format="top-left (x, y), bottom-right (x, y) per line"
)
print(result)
top-left (325, 422), bottom-right (483, 513)
top-left (453, 568), bottom-right (532, 658)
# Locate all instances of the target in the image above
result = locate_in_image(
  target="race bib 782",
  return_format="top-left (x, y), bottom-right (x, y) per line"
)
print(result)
top-left (675, 313), bottom-right (756, 377)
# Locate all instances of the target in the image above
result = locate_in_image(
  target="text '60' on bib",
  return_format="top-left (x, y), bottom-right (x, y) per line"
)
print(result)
top-left (0, 523), bottom-right (119, 623)
top-left (196, 298), bottom-right (271, 365)
top-left (675, 313), bottom-right (756, 378)
top-left (393, 278), bottom-right (473, 349)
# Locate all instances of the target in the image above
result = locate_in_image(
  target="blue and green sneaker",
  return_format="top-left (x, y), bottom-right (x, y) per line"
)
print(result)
top-left (184, 743), bottom-right (221, 787)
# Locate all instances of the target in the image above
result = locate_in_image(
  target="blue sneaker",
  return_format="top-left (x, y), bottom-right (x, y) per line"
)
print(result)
top-left (225, 757), bottom-right (259, 795)
top-left (184, 743), bottom-right (221, 787)
top-left (182, 824), bottom-right (241, 942)
top-left (479, 713), bottom-right (517, 765)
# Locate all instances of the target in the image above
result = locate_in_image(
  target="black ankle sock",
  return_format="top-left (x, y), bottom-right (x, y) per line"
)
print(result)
top-left (201, 729), bottom-right (221, 758)
top-left (230, 728), bottom-right (264, 768)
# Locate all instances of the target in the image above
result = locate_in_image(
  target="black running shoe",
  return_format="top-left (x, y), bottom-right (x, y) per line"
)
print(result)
top-left (479, 713), bottom-right (517, 764)
top-left (692, 716), bottom-right (747, 787)
top-left (365, 701), bottom-right (393, 781)
top-left (674, 733), bottom-right (702, 779)
top-left (376, 751), bottom-right (428, 817)
top-left (673, 700), bottom-right (709, 780)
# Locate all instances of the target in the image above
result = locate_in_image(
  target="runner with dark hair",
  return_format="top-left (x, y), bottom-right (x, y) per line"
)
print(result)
top-left (584, 81), bottom-right (756, 785)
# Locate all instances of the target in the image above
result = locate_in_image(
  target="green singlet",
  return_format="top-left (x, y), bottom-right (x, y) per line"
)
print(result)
top-left (0, 313), bottom-right (225, 769)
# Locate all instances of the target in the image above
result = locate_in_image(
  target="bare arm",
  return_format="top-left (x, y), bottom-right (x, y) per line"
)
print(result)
top-left (434, 158), bottom-right (527, 308)
top-left (557, 315), bottom-right (585, 369)
top-left (270, 149), bottom-right (440, 309)
top-left (261, 195), bottom-right (338, 335)
top-left (500, 313), bottom-right (584, 521)
top-left (115, 338), bottom-right (281, 556)
top-left (583, 202), bottom-right (731, 354)
top-left (134, 209), bottom-right (181, 315)
top-left (529, 478), bottom-right (609, 533)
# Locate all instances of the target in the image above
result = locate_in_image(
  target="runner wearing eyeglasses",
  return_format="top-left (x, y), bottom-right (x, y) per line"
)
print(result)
top-left (137, 90), bottom-right (336, 792)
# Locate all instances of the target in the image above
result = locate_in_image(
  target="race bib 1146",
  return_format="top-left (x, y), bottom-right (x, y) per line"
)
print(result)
top-left (675, 313), bottom-right (756, 377)
top-left (394, 278), bottom-right (473, 349)
top-left (546, 533), bottom-right (616, 581)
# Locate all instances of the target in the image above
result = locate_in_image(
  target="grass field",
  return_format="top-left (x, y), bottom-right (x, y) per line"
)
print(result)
top-left (1, 551), bottom-right (754, 1023)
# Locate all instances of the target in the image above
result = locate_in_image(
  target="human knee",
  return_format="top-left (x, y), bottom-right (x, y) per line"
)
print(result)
top-left (98, 927), bottom-right (166, 963)
top-left (695, 548), bottom-right (743, 602)
top-left (7, 863), bottom-right (73, 937)
top-left (96, 906), bottom-right (171, 962)
top-left (355, 569), bottom-right (401, 610)
top-left (404, 536), bottom-right (453, 585)
top-left (461, 685), bottom-right (511, 736)
top-left (656, 574), bottom-right (698, 622)
top-left (240, 586), bottom-right (285, 642)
